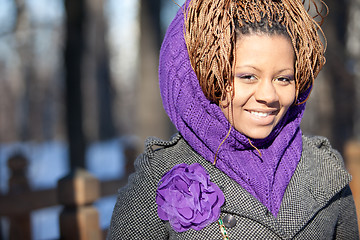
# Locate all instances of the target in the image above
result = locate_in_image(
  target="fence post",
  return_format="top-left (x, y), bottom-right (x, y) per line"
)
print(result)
top-left (7, 153), bottom-right (31, 240)
top-left (344, 140), bottom-right (360, 234)
top-left (57, 168), bottom-right (102, 240)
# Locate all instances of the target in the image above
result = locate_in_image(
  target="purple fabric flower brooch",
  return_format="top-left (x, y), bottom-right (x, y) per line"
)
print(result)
top-left (156, 163), bottom-right (225, 232)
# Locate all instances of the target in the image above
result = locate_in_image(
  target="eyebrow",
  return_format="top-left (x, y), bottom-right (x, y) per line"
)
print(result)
top-left (275, 68), bottom-right (295, 75)
top-left (235, 65), bottom-right (261, 72)
top-left (235, 65), bottom-right (294, 74)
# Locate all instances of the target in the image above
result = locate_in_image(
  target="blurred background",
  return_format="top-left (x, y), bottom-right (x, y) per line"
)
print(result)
top-left (0, 0), bottom-right (359, 239)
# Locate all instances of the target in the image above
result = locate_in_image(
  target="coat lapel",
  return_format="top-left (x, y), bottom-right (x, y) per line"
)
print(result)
top-left (195, 150), bottom-right (288, 238)
top-left (276, 136), bottom-right (351, 238)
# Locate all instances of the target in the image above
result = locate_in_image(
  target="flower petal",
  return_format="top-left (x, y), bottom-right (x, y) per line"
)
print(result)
top-left (176, 207), bottom-right (194, 220)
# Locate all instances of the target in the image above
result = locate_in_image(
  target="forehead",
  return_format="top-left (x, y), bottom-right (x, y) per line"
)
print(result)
top-left (234, 34), bottom-right (295, 69)
top-left (236, 33), bottom-right (294, 53)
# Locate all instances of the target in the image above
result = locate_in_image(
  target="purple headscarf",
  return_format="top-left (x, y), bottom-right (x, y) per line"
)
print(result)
top-left (159, 5), bottom-right (308, 216)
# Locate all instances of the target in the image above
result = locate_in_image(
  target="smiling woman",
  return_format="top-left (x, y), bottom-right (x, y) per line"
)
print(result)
top-left (107, 0), bottom-right (359, 239)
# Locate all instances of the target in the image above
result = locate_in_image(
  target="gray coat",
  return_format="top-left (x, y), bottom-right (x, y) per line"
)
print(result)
top-left (107, 133), bottom-right (359, 239)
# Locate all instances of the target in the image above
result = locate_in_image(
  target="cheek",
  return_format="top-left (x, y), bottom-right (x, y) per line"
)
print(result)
top-left (281, 90), bottom-right (296, 109)
top-left (232, 85), bottom-right (253, 106)
top-left (278, 84), bottom-right (296, 106)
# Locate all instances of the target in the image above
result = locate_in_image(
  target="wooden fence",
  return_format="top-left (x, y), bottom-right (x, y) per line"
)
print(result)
top-left (0, 141), bottom-right (359, 239)
top-left (0, 144), bottom-right (137, 240)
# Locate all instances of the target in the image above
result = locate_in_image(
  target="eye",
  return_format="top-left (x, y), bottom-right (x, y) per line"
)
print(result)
top-left (237, 74), bottom-right (258, 83)
top-left (277, 77), bottom-right (290, 82)
top-left (274, 76), bottom-right (294, 85)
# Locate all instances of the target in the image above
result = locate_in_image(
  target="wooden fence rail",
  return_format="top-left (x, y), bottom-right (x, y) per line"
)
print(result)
top-left (0, 178), bottom-right (128, 216)
top-left (0, 144), bottom-right (137, 240)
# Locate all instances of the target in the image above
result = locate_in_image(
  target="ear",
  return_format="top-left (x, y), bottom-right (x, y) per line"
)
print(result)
top-left (219, 84), bottom-right (233, 108)
top-left (226, 84), bottom-right (233, 92)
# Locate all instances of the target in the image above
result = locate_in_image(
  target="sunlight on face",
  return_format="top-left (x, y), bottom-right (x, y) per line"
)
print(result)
top-left (221, 34), bottom-right (296, 139)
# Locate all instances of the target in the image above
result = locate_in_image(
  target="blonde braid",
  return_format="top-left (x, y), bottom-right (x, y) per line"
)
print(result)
top-left (184, 0), bottom-right (236, 104)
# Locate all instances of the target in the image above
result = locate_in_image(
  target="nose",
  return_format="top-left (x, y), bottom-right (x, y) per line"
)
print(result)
top-left (254, 79), bottom-right (279, 104)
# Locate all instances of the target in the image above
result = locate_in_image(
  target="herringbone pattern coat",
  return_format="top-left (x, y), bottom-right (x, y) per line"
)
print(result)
top-left (107, 134), bottom-right (359, 239)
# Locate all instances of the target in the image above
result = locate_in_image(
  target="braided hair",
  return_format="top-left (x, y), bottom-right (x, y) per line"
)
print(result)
top-left (184, 0), bottom-right (328, 104)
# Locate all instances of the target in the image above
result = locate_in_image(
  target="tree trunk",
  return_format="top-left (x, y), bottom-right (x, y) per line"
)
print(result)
top-left (324, 1), bottom-right (355, 152)
top-left (136, 0), bottom-right (172, 146)
top-left (83, 0), bottom-right (116, 141)
top-left (64, 0), bottom-right (86, 169)
top-left (347, 0), bottom-right (360, 141)
top-left (302, 1), bottom-right (355, 153)
top-left (13, 0), bottom-right (33, 142)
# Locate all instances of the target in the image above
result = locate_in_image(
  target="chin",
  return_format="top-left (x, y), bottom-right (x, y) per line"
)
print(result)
top-left (248, 134), bottom-right (271, 140)
top-left (241, 129), bottom-right (273, 140)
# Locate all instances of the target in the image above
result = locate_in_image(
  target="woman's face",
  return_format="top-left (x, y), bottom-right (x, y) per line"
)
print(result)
top-left (221, 34), bottom-right (296, 139)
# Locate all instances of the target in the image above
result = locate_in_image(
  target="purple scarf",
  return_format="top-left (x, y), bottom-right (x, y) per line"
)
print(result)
top-left (159, 6), bottom-right (308, 216)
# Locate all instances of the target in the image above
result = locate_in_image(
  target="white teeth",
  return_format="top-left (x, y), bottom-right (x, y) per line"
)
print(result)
top-left (250, 111), bottom-right (270, 117)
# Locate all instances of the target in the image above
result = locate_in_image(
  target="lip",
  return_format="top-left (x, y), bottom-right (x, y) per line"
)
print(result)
top-left (246, 109), bottom-right (279, 115)
top-left (245, 109), bottom-right (279, 124)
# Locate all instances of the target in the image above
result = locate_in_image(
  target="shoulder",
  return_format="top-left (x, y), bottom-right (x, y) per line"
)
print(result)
top-left (143, 132), bottom-right (188, 159)
top-left (299, 135), bottom-right (351, 198)
top-left (301, 136), bottom-right (359, 238)
top-left (302, 134), bottom-right (346, 168)
top-left (140, 133), bottom-right (204, 181)
top-left (107, 135), bottom-right (191, 239)
top-left (302, 135), bottom-right (338, 154)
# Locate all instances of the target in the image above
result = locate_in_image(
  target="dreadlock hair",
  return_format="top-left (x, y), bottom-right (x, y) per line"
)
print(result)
top-left (184, 0), bottom-right (328, 105)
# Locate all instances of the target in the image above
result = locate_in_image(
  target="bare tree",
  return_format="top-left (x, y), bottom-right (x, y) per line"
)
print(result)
top-left (325, 1), bottom-right (355, 152)
top-left (303, 1), bottom-right (355, 153)
top-left (13, 0), bottom-right (36, 142)
top-left (64, 0), bottom-right (116, 167)
top-left (83, 0), bottom-right (116, 141)
top-left (136, 0), bottom-right (172, 147)
top-left (347, 0), bottom-right (360, 141)
top-left (64, 0), bottom-right (87, 168)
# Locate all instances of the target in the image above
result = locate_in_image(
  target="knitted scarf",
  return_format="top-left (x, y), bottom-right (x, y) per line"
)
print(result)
top-left (159, 6), bottom-right (308, 217)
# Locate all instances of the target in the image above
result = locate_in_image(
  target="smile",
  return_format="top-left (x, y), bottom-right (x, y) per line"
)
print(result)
top-left (249, 111), bottom-right (274, 117)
